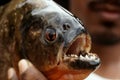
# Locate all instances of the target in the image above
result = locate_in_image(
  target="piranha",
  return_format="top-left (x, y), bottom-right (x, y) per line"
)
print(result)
top-left (0, 0), bottom-right (100, 80)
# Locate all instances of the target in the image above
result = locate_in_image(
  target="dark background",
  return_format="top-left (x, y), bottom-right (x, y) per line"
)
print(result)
top-left (0, 0), bottom-right (11, 6)
top-left (0, 0), bottom-right (69, 9)
top-left (54, 0), bottom-right (69, 10)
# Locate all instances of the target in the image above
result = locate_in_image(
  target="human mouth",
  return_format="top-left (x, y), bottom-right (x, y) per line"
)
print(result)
top-left (88, 1), bottom-right (120, 20)
top-left (100, 11), bottom-right (120, 20)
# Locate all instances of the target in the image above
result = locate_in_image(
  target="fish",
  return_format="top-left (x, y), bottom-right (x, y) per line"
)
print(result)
top-left (0, 0), bottom-right (100, 80)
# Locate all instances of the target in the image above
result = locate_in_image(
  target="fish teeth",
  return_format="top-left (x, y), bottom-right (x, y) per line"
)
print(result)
top-left (70, 54), bottom-right (78, 58)
top-left (90, 55), bottom-right (96, 60)
top-left (63, 54), bottom-right (79, 61)
top-left (80, 55), bottom-right (85, 60)
top-left (64, 53), bottom-right (100, 64)
top-left (79, 54), bottom-right (98, 62)
top-left (85, 55), bottom-right (89, 60)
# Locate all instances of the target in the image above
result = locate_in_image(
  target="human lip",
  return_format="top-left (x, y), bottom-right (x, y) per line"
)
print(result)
top-left (99, 11), bottom-right (120, 20)
top-left (88, 2), bottom-right (120, 20)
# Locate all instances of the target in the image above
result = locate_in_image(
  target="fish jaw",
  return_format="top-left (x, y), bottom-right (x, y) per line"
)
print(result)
top-left (42, 33), bottom-right (100, 80)
top-left (44, 63), bottom-right (93, 80)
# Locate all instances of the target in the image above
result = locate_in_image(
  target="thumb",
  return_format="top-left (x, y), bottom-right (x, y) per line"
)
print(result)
top-left (18, 59), bottom-right (47, 80)
top-left (8, 68), bottom-right (18, 80)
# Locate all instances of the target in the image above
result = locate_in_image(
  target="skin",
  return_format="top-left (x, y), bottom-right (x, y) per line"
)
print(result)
top-left (8, 59), bottom-right (47, 80)
top-left (70, 0), bottom-right (120, 79)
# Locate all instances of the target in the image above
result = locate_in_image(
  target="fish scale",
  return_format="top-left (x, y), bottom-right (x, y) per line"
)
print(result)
top-left (0, 0), bottom-right (100, 80)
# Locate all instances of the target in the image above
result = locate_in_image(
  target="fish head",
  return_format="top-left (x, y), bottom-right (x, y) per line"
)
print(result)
top-left (1, 0), bottom-right (100, 80)
top-left (18, 1), bottom-right (100, 79)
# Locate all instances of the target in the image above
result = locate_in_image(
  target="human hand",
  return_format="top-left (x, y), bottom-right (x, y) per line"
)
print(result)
top-left (8, 59), bottom-right (47, 80)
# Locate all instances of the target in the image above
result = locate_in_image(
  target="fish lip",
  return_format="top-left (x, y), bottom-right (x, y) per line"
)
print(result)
top-left (57, 33), bottom-right (100, 70)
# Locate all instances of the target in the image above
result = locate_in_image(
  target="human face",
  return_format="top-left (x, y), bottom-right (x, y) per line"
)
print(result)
top-left (70, 0), bottom-right (120, 45)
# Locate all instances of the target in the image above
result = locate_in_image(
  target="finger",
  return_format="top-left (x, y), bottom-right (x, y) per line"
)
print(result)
top-left (18, 59), bottom-right (47, 80)
top-left (8, 68), bottom-right (18, 80)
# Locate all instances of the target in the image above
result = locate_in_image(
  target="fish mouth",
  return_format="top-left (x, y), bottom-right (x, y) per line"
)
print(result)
top-left (44, 33), bottom-right (100, 80)
top-left (58, 33), bottom-right (100, 70)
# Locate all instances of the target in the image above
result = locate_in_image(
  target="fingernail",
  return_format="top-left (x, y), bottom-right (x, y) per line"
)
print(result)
top-left (18, 59), bottom-right (29, 74)
top-left (8, 68), bottom-right (16, 80)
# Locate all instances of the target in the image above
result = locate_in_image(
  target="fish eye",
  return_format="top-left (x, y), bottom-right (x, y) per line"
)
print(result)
top-left (45, 28), bottom-right (57, 42)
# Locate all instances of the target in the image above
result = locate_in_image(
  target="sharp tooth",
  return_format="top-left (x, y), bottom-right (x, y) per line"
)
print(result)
top-left (70, 54), bottom-right (78, 58)
top-left (85, 55), bottom-right (89, 60)
top-left (71, 54), bottom-right (75, 57)
top-left (91, 55), bottom-right (95, 60)
top-left (80, 54), bottom-right (93, 61)
top-left (74, 55), bottom-right (78, 58)
top-left (80, 55), bottom-right (85, 60)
